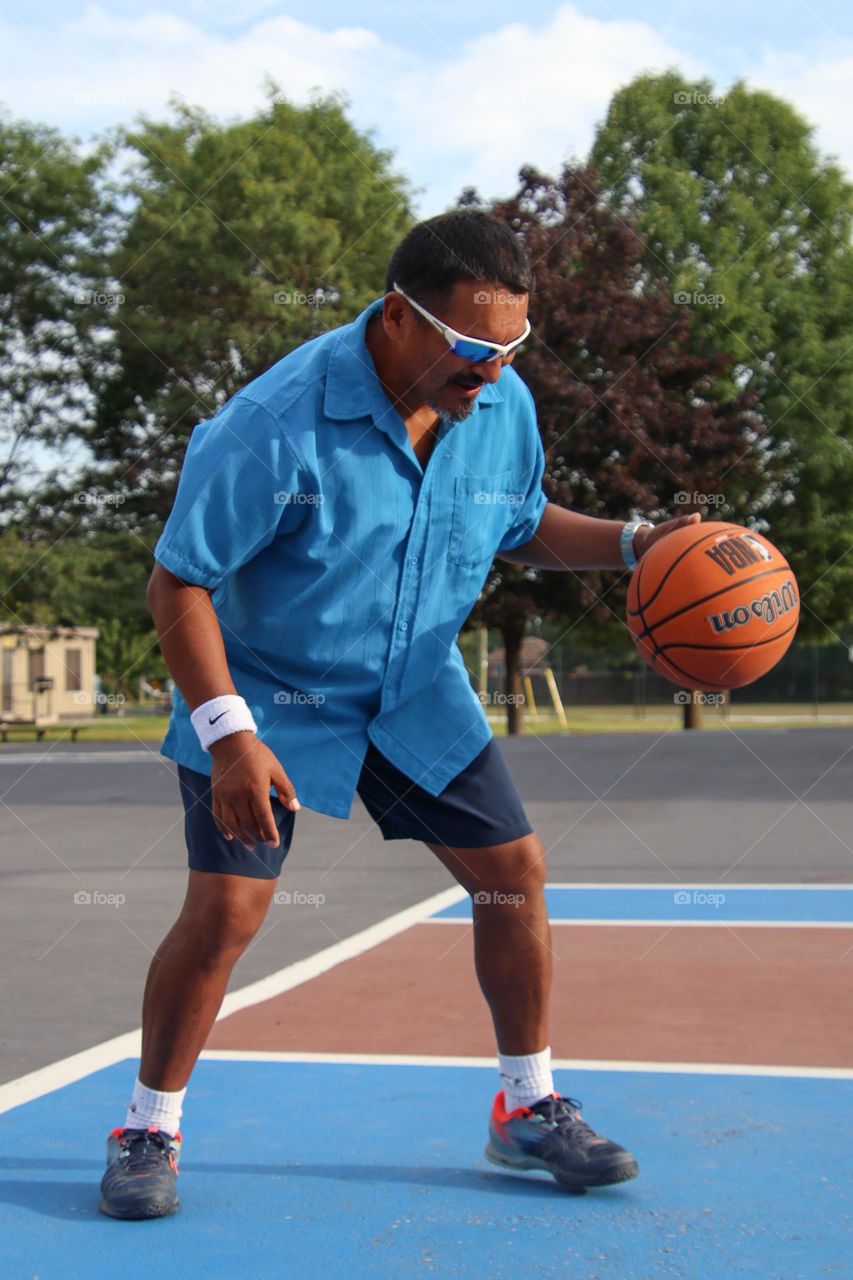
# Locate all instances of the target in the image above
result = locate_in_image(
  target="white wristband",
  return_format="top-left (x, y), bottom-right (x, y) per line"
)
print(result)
top-left (190, 694), bottom-right (257, 751)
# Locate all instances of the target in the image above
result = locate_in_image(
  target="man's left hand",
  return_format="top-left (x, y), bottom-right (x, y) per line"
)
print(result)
top-left (634, 512), bottom-right (702, 561)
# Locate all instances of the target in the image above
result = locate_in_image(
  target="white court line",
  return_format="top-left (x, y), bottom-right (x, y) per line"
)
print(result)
top-left (544, 882), bottom-right (853, 890)
top-left (0, 884), bottom-right (468, 1116)
top-left (423, 917), bottom-right (853, 929)
top-left (0, 750), bottom-right (165, 765)
top-left (198, 1050), bottom-right (853, 1082)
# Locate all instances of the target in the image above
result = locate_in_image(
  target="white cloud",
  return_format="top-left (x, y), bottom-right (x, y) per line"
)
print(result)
top-left (747, 46), bottom-right (853, 180)
top-left (0, 4), bottom-right (849, 215)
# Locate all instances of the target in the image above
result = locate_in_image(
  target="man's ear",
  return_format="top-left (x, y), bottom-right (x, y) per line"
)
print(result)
top-left (383, 291), bottom-right (408, 341)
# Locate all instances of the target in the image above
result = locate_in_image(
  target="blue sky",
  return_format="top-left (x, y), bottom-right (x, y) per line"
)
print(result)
top-left (2, 0), bottom-right (852, 211)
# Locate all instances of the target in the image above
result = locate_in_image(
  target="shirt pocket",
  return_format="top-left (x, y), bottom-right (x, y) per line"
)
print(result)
top-left (447, 470), bottom-right (519, 570)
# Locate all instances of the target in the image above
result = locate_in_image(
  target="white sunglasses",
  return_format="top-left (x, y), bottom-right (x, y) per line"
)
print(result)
top-left (392, 281), bottom-right (531, 363)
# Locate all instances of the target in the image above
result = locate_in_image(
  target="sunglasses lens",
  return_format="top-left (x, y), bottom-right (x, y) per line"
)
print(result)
top-left (451, 339), bottom-right (501, 362)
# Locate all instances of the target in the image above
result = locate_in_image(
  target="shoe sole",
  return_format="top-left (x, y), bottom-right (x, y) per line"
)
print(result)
top-left (484, 1141), bottom-right (639, 1191)
top-left (98, 1195), bottom-right (180, 1220)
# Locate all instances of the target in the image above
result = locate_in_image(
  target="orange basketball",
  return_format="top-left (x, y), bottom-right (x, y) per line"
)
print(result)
top-left (626, 521), bottom-right (800, 691)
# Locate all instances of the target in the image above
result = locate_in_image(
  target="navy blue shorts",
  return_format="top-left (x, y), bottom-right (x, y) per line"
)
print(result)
top-left (178, 737), bottom-right (533, 879)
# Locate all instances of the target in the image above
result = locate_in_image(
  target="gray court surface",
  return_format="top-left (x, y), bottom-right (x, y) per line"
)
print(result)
top-left (1, 728), bottom-right (851, 1085)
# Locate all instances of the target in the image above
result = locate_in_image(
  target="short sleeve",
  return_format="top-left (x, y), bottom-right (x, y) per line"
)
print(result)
top-left (496, 380), bottom-right (548, 553)
top-left (153, 394), bottom-right (311, 588)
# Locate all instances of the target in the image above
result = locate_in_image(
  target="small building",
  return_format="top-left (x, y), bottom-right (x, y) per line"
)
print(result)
top-left (0, 624), bottom-right (99, 723)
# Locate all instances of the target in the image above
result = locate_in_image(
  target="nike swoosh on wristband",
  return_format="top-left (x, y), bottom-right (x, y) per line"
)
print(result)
top-left (208, 710), bottom-right (229, 725)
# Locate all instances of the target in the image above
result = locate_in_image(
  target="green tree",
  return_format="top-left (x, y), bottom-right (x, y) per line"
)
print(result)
top-left (0, 112), bottom-right (111, 518)
top-left (60, 86), bottom-right (413, 535)
top-left (590, 72), bottom-right (853, 637)
top-left (466, 165), bottom-right (767, 732)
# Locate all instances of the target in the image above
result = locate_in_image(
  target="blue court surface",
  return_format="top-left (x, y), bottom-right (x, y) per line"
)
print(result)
top-left (432, 884), bottom-right (853, 924)
top-left (2, 883), bottom-right (852, 1279)
top-left (3, 1060), bottom-right (852, 1279)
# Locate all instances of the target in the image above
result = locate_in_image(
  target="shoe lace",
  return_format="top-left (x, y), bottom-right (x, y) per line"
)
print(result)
top-left (118, 1128), bottom-right (173, 1165)
top-left (529, 1095), bottom-right (602, 1143)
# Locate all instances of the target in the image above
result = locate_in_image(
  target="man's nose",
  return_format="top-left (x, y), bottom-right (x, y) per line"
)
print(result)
top-left (470, 357), bottom-right (504, 384)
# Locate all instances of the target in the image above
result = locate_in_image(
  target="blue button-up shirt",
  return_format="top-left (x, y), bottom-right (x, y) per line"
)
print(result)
top-left (154, 296), bottom-right (548, 819)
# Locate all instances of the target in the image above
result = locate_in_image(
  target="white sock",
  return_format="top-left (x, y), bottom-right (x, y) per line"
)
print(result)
top-left (498, 1046), bottom-right (555, 1111)
top-left (123, 1076), bottom-right (187, 1137)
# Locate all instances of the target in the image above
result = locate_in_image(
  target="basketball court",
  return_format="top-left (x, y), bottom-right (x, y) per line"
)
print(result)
top-left (1, 731), bottom-right (852, 1277)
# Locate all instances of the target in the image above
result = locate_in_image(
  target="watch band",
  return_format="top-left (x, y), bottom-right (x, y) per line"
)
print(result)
top-left (620, 520), bottom-right (654, 570)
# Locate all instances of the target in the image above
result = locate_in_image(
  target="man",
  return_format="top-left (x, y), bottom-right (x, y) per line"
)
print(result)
top-left (99, 210), bottom-right (698, 1218)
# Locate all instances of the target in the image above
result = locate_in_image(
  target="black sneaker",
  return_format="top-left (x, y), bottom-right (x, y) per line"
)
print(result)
top-left (486, 1090), bottom-right (639, 1191)
top-left (99, 1125), bottom-right (182, 1219)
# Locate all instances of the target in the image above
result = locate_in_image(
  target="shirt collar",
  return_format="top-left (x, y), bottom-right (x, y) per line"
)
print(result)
top-left (323, 296), bottom-right (505, 422)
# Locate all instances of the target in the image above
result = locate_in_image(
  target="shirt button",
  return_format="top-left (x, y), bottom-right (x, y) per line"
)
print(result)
top-left (408, 555), bottom-right (419, 566)
top-left (399, 620), bottom-right (408, 631)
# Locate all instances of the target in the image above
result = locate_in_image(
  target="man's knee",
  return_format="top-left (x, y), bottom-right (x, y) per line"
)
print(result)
top-left (429, 832), bottom-right (547, 898)
top-left (177, 871), bottom-right (276, 964)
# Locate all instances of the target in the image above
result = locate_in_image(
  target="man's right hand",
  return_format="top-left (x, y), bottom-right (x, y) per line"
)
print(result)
top-left (209, 733), bottom-right (300, 850)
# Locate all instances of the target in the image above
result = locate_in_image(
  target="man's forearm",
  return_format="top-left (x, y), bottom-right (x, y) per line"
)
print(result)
top-left (498, 502), bottom-right (627, 571)
top-left (147, 564), bottom-right (238, 711)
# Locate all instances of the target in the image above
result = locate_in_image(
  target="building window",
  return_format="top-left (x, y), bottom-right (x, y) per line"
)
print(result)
top-left (28, 648), bottom-right (46, 689)
top-left (65, 648), bottom-right (82, 692)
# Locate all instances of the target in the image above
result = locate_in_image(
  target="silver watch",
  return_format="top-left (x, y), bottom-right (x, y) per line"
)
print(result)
top-left (620, 520), bottom-right (654, 570)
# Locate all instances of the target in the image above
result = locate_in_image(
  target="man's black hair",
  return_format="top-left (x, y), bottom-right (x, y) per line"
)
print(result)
top-left (384, 209), bottom-right (532, 310)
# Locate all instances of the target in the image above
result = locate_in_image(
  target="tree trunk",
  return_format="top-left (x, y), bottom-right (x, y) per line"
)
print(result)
top-left (683, 695), bottom-right (703, 729)
top-left (503, 622), bottom-right (526, 734)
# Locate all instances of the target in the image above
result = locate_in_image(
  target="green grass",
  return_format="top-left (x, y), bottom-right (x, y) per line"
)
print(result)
top-left (486, 702), bottom-right (853, 734)
top-left (0, 713), bottom-right (171, 744)
top-left (1, 703), bottom-right (851, 748)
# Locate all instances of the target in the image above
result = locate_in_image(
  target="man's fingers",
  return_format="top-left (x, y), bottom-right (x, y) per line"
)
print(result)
top-left (271, 768), bottom-right (301, 812)
top-left (218, 800), bottom-right (259, 850)
top-left (249, 793), bottom-right (281, 848)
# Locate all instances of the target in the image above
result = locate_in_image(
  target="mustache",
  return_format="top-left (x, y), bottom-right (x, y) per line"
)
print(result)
top-left (449, 374), bottom-right (485, 387)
